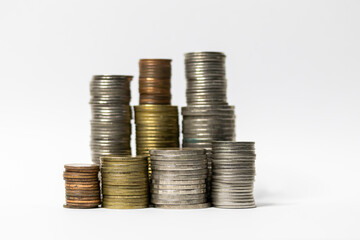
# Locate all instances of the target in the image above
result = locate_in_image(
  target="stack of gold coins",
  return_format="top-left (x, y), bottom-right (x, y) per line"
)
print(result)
top-left (101, 155), bottom-right (149, 209)
top-left (134, 105), bottom-right (179, 177)
top-left (139, 59), bottom-right (171, 105)
top-left (63, 164), bottom-right (101, 208)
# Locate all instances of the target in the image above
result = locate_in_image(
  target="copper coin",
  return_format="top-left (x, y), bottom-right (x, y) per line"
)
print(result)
top-left (66, 199), bottom-right (101, 204)
top-left (65, 190), bottom-right (100, 196)
top-left (66, 195), bottom-right (100, 201)
top-left (64, 164), bottom-right (99, 173)
top-left (63, 204), bottom-right (99, 209)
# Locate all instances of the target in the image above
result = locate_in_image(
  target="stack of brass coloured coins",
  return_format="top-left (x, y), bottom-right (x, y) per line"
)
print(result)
top-left (182, 105), bottom-right (235, 149)
top-left (185, 52), bottom-right (227, 105)
top-left (63, 164), bottom-right (101, 209)
top-left (90, 75), bottom-right (133, 164)
top-left (211, 141), bottom-right (256, 209)
top-left (139, 59), bottom-right (171, 105)
top-left (101, 156), bottom-right (149, 209)
top-left (134, 105), bottom-right (179, 156)
top-left (149, 149), bottom-right (210, 209)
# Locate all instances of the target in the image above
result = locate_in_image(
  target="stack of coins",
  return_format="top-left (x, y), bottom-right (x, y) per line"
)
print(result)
top-left (185, 52), bottom-right (227, 105)
top-left (101, 156), bottom-right (149, 209)
top-left (90, 75), bottom-right (133, 163)
top-left (211, 141), bottom-right (256, 208)
top-left (182, 105), bottom-right (236, 149)
top-left (182, 52), bottom-right (236, 201)
top-left (134, 105), bottom-right (179, 177)
top-left (139, 59), bottom-right (171, 105)
top-left (63, 164), bottom-right (101, 208)
top-left (134, 105), bottom-right (179, 155)
top-left (149, 149), bottom-right (210, 209)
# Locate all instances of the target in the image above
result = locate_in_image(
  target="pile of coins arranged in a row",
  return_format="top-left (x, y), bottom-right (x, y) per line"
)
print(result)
top-left (139, 59), bottom-right (171, 105)
top-left (211, 141), bottom-right (256, 208)
top-left (63, 164), bottom-right (101, 208)
top-left (149, 149), bottom-right (210, 209)
top-left (101, 156), bottom-right (149, 209)
top-left (90, 75), bottom-right (133, 163)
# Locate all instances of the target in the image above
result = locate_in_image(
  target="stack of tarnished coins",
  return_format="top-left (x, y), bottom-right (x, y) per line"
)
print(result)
top-left (139, 59), bottom-right (171, 105)
top-left (211, 141), bottom-right (256, 208)
top-left (135, 59), bottom-right (180, 178)
top-left (101, 156), bottom-right (149, 209)
top-left (63, 164), bottom-right (101, 208)
top-left (90, 75), bottom-right (133, 163)
top-left (134, 105), bottom-right (179, 156)
top-left (182, 52), bottom-right (236, 202)
top-left (181, 105), bottom-right (235, 149)
top-left (149, 149), bottom-right (210, 209)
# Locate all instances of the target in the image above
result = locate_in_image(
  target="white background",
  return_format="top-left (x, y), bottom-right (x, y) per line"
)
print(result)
top-left (0, 0), bottom-right (359, 239)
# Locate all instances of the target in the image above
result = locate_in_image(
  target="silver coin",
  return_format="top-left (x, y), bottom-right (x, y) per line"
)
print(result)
top-left (149, 148), bottom-right (205, 156)
top-left (154, 203), bottom-right (210, 209)
top-left (151, 179), bottom-right (206, 185)
top-left (151, 188), bottom-right (206, 194)
top-left (152, 198), bottom-right (207, 205)
top-left (151, 183), bottom-right (207, 189)
top-left (151, 173), bottom-right (207, 181)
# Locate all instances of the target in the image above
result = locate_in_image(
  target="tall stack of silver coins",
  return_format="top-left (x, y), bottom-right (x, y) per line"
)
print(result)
top-left (89, 75), bottom-right (133, 164)
top-left (182, 52), bottom-right (236, 201)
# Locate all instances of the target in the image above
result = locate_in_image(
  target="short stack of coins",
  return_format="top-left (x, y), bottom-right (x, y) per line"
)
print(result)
top-left (134, 105), bottom-right (179, 155)
top-left (211, 141), bottom-right (256, 208)
top-left (101, 156), bottom-right (149, 209)
top-left (139, 59), bottom-right (171, 105)
top-left (185, 52), bottom-right (227, 106)
top-left (134, 105), bottom-right (179, 177)
top-left (63, 164), bottom-right (101, 208)
top-left (90, 75), bottom-right (133, 163)
top-left (181, 105), bottom-right (236, 149)
top-left (149, 149), bottom-right (210, 209)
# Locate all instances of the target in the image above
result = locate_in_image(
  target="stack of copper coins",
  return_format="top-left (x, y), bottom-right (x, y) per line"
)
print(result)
top-left (139, 59), bottom-right (171, 105)
top-left (63, 164), bottom-right (101, 209)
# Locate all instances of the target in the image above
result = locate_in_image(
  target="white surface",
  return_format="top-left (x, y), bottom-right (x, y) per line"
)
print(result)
top-left (0, 0), bottom-right (359, 239)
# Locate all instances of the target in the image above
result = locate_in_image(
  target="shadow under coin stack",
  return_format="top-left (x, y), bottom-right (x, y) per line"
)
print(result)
top-left (149, 149), bottom-right (210, 209)
top-left (134, 60), bottom-right (179, 177)
top-left (63, 164), bottom-right (101, 208)
top-left (182, 52), bottom-right (236, 201)
top-left (90, 75), bottom-right (133, 164)
top-left (101, 156), bottom-right (149, 209)
top-left (211, 141), bottom-right (256, 208)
